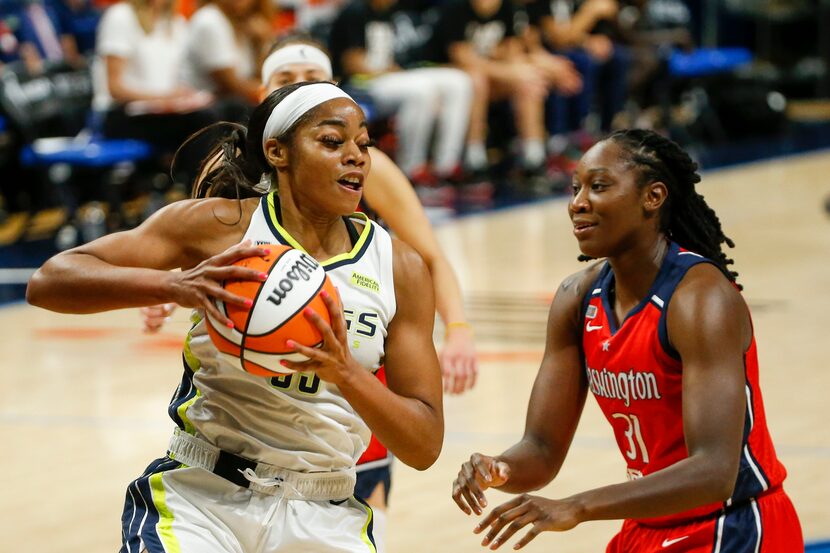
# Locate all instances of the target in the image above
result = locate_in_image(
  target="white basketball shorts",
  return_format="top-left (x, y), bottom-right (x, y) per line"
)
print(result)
top-left (120, 457), bottom-right (377, 553)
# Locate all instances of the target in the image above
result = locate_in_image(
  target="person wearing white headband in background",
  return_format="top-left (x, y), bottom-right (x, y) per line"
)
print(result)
top-left (27, 81), bottom-right (444, 553)
top-left (148, 36), bottom-right (477, 398)
top-left (329, 0), bottom-right (485, 194)
top-left (141, 36), bottom-right (478, 552)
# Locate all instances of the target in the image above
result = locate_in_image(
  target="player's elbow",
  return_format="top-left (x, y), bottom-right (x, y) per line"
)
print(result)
top-left (400, 422), bottom-right (444, 471)
top-left (407, 439), bottom-right (443, 471)
top-left (712, 470), bottom-right (739, 502)
top-left (25, 268), bottom-right (50, 309)
top-left (702, 458), bottom-right (740, 503)
top-left (26, 260), bottom-right (71, 312)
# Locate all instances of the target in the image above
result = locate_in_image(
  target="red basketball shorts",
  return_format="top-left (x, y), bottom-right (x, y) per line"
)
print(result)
top-left (606, 487), bottom-right (803, 553)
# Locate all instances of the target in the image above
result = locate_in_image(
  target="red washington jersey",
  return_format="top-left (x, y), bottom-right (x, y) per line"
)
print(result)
top-left (356, 366), bottom-right (389, 467)
top-left (580, 242), bottom-right (787, 526)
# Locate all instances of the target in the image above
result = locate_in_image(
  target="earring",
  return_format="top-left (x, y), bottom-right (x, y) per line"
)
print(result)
top-left (254, 172), bottom-right (272, 194)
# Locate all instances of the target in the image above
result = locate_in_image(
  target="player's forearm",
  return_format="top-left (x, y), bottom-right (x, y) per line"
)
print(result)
top-left (27, 252), bottom-right (174, 313)
top-left (451, 47), bottom-right (508, 81)
top-left (339, 368), bottom-right (443, 470)
top-left (429, 256), bottom-right (467, 327)
top-left (493, 437), bottom-right (563, 493)
top-left (568, 455), bottom-right (737, 522)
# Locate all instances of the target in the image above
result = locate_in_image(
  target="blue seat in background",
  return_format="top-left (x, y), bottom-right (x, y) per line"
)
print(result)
top-left (806, 540), bottom-right (830, 553)
top-left (668, 47), bottom-right (753, 78)
top-left (0, 61), bottom-right (153, 245)
top-left (20, 134), bottom-right (151, 168)
top-left (659, 47), bottom-right (755, 144)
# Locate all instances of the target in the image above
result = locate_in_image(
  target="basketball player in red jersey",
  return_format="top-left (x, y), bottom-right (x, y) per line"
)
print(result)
top-left (452, 129), bottom-right (803, 551)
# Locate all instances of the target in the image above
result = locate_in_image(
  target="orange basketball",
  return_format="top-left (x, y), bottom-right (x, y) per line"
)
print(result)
top-left (205, 244), bottom-right (338, 377)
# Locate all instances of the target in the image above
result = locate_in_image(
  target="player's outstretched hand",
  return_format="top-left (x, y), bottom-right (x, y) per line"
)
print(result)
top-left (474, 494), bottom-right (582, 549)
top-left (141, 303), bottom-right (178, 333)
top-left (282, 289), bottom-right (360, 386)
top-left (170, 240), bottom-right (269, 328)
top-left (452, 453), bottom-right (510, 516)
top-left (440, 327), bottom-right (478, 395)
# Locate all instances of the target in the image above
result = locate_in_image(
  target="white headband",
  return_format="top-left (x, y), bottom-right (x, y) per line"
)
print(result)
top-left (260, 44), bottom-right (333, 83)
top-left (261, 82), bottom-right (354, 150)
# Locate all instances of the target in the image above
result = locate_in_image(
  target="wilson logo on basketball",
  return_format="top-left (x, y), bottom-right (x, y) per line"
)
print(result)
top-left (267, 254), bottom-right (321, 306)
top-left (205, 245), bottom-right (338, 377)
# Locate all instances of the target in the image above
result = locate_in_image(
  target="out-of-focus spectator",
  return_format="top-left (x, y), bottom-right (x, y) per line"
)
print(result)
top-left (529, 0), bottom-right (629, 131)
top-left (49, 0), bottom-right (100, 55)
top-left (17, 0), bottom-right (85, 73)
top-left (181, 0), bottom-right (274, 109)
top-left (514, 0), bottom-right (583, 97)
top-left (288, 0), bottom-right (346, 39)
top-left (514, 0), bottom-right (587, 164)
top-left (329, 0), bottom-right (475, 189)
top-left (427, 0), bottom-right (556, 181)
top-left (616, 0), bottom-right (693, 109)
top-left (0, 18), bottom-right (20, 64)
top-left (93, 0), bottom-right (217, 179)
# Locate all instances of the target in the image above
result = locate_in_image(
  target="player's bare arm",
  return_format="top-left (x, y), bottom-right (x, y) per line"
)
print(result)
top-left (26, 198), bottom-right (266, 320)
top-left (364, 148), bottom-right (477, 394)
top-left (452, 265), bottom-right (600, 514)
top-left (289, 238), bottom-right (444, 470)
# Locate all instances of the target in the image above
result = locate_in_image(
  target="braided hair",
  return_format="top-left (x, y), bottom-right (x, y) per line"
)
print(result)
top-left (596, 129), bottom-right (740, 287)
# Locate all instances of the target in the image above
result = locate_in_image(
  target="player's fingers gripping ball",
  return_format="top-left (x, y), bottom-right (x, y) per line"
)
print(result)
top-left (206, 244), bottom-right (338, 376)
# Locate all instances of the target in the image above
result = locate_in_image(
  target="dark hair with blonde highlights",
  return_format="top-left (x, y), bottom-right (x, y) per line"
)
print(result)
top-left (178, 81), bottom-right (329, 201)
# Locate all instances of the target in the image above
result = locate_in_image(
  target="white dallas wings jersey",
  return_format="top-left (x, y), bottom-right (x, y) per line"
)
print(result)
top-left (169, 192), bottom-right (396, 473)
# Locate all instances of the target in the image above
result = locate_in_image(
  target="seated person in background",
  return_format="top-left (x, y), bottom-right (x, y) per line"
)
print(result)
top-left (514, 0), bottom-right (587, 177)
top-left (615, 0), bottom-right (693, 121)
top-left (49, 0), bottom-right (101, 55)
top-left (427, 0), bottom-right (574, 186)
top-left (181, 0), bottom-right (274, 114)
top-left (530, 0), bottom-right (629, 132)
top-left (329, 0), bottom-right (477, 196)
top-left (17, 0), bottom-right (84, 73)
top-left (514, 0), bottom-right (583, 99)
top-left (0, 17), bottom-right (20, 65)
top-left (93, 0), bottom-right (217, 181)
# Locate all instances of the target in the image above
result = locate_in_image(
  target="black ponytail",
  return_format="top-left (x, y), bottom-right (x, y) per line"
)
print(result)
top-left (173, 81), bottom-right (330, 203)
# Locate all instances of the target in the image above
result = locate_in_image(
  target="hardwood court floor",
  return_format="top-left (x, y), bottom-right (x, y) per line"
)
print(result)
top-left (1, 150), bottom-right (828, 552)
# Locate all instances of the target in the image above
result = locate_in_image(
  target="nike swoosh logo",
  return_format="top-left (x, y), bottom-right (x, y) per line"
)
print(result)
top-left (661, 536), bottom-right (689, 547)
top-left (586, 323), bottom-right (603, 332)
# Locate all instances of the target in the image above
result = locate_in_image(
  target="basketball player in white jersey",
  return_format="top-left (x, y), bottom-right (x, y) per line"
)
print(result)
top-left (27, 81), bottom-right (444, 553)
top-left (145, 35), bottom-right (478, 395)
top-left (140, 38), bottom-right (477, 551)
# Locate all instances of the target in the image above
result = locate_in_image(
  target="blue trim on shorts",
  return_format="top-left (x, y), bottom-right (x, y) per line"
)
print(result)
top-left (712, 499), bottom-right (763, 553)
top-left (354, 495), bottom-right (377, 551)
top-left (120, 457), bottom-right (180, 553)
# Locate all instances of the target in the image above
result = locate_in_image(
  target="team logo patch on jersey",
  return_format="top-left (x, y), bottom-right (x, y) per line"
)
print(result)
top-left (586, 305), bottom-right (598, 319)
top-left (350, 271), bottom-right (380, 293)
